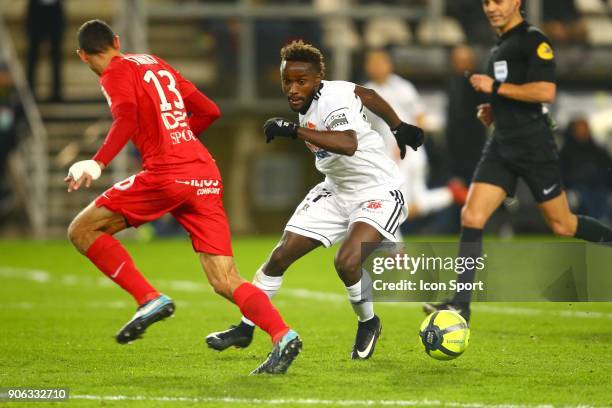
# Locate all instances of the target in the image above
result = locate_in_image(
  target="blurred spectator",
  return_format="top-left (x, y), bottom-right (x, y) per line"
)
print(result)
top-left (26, 0), bottom-right (65, 102)
top-left (561, 118), bottom-right (612, 221)
top-left (0, 64), bottom-right (21, 217)
top-left (363, 49), bottom-right (467, 235)
top-left (445, 45), bottom-right (487, 184)
top-left (446, 0), bottom-right (493, 44)
top-left (541, 0), bottom-right (587, 44)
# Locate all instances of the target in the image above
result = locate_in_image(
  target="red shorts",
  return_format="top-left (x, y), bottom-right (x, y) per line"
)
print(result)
top-left (95, 170), bottom-right (233, 256)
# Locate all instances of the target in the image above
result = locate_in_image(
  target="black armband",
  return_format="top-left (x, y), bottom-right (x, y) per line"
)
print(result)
top-left (492, 80), bottom-right (502, 96)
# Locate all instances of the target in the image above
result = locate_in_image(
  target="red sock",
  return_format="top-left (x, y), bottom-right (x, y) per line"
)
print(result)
top-left (233, 282), bottom-right (289, 343)
top-left (86, 234), bottom-right (159, 305)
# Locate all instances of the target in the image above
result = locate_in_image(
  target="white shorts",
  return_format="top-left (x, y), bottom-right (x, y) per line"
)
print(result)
top-left (285, 182), bottom-right (407, 247)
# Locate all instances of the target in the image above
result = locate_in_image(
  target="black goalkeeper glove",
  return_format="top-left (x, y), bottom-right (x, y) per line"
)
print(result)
top-left (264, 117), bottom-right (299, 143)
top-left (392, 122), bottom-right (425, 159)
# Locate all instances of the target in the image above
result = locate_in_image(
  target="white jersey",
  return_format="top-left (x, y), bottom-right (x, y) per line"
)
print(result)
top-left (298, 80), bottom-right (402, 199)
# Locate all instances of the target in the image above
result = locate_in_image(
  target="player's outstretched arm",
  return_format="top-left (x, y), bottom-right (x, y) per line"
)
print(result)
top-left (263, 117), bottom-right (357, 156)
top-left (64, 102), bottom-right (136, 193)
top-left (354, 85), bottom-right (424, 159)
top-left (354, 85), bottom-right (401, 129)
top-left (296, 127), bottom-right (357, 156)
top-left (93, 103), bottom-right (138, 167)
top-left (470, 74), bottom-right (556, 104)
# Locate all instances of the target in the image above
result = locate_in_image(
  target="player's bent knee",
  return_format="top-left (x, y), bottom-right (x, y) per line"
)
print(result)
top-left (205, 272), bottom-right (234, 299)
top-left (67, 216), bottom-right (88, 251)
top-left (461, 206), bottom-right (487, 229)
top-left (549, 220), bottom-right (574, 237)
top-left (211, 281), bottom-right (233, 299)
top-left (334, 250), bottom-right (361, 283)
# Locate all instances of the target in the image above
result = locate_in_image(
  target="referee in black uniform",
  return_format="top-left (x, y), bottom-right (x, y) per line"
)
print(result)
top-left (425, 0), bottom-right (612, 322)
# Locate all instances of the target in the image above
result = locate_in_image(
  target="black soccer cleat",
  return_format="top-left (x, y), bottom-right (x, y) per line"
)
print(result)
top-left (423, 301), bottom-right (471, 323)
top-left (205, 322), bottom-right (254, 351)
top-left (250, 329), bottom-right (302, 375)
top-left (351, 315), bottom-right (382, 360)
top-left (116, 294), bottom-right (175, 344)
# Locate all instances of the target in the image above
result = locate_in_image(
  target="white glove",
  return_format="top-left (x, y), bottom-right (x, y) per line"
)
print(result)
top-left (67, 160), bottom-right (102, 181)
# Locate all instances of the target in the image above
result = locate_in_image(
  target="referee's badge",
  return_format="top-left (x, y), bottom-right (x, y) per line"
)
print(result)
top-left (537, 42), bottom-right (554, 60)
top-left (494, 60), bottom-right (508, 82)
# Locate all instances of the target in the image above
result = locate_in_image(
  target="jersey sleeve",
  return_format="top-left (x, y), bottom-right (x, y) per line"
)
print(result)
top-left (523, 29), bottom-right (556, 83)
top-left (319, 81), bottom-right (357, 132)
top-left (100, 61), bottom-right (138, 111)
top-left (93, 63), bottom-right (139, 166)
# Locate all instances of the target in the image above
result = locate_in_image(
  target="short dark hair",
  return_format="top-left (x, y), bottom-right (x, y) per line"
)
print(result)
top-left (77, 19), bottom-right (116, 54)
top-left (280, 40), bottom-right (325, 78)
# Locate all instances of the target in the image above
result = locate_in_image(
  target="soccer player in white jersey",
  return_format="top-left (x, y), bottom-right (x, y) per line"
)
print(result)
top-left (364, 49), bottom-right (467, 227)
top-left (206, 40), bottom-right (424, 359)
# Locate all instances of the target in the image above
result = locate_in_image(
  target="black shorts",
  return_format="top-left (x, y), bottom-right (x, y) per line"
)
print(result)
top-left (472, 119), bottom-right (563, 203)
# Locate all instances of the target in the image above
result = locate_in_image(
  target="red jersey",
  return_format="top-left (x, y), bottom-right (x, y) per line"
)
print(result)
top-left (93, 54), bottom-right (220, 176)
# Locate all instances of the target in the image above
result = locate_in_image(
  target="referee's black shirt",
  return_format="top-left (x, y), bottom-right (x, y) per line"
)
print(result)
top-left (487, 21), bottom-right (556, 132)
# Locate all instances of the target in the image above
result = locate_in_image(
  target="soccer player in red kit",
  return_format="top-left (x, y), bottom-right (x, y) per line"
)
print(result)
top-left (65, 19), bottom-right (301, 374)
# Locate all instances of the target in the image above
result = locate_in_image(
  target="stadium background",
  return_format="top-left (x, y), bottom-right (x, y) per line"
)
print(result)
top-left (0, 0), bottom-right (610, 240)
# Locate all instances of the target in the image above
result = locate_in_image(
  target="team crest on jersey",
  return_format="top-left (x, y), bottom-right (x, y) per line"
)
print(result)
top-left (306, 122), bottom-right (316, 129)
top-left (537, 42), bottom-right (554, 60)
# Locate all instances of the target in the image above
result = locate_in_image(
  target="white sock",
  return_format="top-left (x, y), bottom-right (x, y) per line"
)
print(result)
top-left (241, 266), bottom-right (283, 327)
top-left (345, 274), bottom-right (374, 322)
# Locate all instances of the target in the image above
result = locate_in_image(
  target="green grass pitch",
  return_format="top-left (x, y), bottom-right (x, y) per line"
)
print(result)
top-left (0, 237), bottom-right (611, 407)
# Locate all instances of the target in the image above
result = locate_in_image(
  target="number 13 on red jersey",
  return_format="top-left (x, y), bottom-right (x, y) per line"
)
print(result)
top-left (144, 69), bottom-right (189, 131)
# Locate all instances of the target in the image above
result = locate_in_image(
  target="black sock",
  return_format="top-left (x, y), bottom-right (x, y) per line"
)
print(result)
top-left (451, 227), bottom-right (483, 305)
top-left (575, 215), bottom-right (612, 245)
top-left (238, 321), bottom-right (255, 334)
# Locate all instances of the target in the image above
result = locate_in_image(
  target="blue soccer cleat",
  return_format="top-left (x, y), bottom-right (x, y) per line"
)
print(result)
top-left (250, 329), bottom-right (302, 374)
top-left (116, 294), bottom-right (175, 344)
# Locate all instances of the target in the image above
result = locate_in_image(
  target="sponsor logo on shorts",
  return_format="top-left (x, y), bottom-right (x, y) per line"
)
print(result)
top-left (366, 200), bottom-right (382, 210)
top-left (542, 183), bottom-right (558, 196)
top-left (363, 200), bottom-right (383, 213)
top-left (197, 187), bottom-right (220, 196)
top-left (176, 179), bottom-right (222, 196)
top-left (176, 179), bottom-right (220, 187)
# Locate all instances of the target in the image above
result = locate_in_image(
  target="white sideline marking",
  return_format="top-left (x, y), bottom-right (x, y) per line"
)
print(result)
top-left (0, 266), bottom-right (50, 282)
top-left (71, 394), bottom-right (597, 407)
top-left (2, 266), bottom-right (612, 320)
